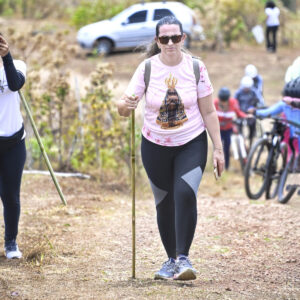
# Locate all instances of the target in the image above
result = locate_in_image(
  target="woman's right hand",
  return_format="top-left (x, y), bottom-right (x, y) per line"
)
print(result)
top-left (123, 94), bottom-right (139, 110)
top-left (117, 94), bottom-right (139, 117)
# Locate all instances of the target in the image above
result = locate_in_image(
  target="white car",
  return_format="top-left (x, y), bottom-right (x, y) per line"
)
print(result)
top-left (77, 1), bottom-right (204, 55)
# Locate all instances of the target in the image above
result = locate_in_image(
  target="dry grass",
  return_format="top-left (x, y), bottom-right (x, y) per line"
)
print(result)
top-left (0, 23), bottom-right (300, 299)
top-left (0, 168), bottom-right (299, 299)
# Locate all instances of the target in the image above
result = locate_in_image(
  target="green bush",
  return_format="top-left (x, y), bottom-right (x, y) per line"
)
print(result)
top-left (71, 0), bottom-right (135, 29)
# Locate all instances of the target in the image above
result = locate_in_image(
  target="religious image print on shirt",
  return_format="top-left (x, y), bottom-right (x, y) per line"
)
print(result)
top-left (156, 73), bottom-right (188, 129)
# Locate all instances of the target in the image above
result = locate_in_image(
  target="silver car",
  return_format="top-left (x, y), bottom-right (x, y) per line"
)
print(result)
top-left (77, 1), bottom-right (204, 55)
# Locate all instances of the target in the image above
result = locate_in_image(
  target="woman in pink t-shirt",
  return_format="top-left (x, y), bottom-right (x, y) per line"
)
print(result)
top-left (117, 16), bottom-right (224, 281)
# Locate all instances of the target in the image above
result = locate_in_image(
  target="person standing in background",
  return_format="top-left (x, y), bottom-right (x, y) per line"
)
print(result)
top-left (0, 34), bottom-right (27, 259)
top-left (265, 1), bottom-right (280, 53)
top-left (234, 76), bottom-right (261, 147)
top-left (244, 64), bottom-right (264, 104)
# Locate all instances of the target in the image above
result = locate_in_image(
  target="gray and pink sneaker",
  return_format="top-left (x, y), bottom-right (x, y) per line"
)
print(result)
top-left (154, 258), bottom-right (176, 280)
top-left (174, 256), bottom-right (196, 281)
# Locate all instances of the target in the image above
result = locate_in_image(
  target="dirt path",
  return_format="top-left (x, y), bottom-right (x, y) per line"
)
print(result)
top-left (0, 169), bottom-right (299, 300)
top-left (1, 41), bottom-right (300, 299)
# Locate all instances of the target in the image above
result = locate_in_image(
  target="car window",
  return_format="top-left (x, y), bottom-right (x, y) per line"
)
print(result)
top-left (153, 9), bottom-right (174, 21)
top-left (128, 10), bottom-right (147, 24)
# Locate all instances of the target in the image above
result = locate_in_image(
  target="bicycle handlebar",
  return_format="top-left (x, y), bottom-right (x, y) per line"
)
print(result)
top-left (272, 116), bottom-right (300, 129)
top-left (255, 115), bottom-right (300, 129)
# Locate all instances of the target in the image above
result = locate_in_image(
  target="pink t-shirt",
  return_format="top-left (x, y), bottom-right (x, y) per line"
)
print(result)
top-left (125, 53), bottom-right (213, 146)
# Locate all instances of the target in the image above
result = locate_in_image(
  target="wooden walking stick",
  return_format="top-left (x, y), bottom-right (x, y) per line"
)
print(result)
top-left (131, 108), bottom-right (136, 279)
top-left (18, 90), bottom-right (67, 206)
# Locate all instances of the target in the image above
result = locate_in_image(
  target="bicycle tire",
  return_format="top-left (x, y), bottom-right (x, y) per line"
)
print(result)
top-left (244, 138), bottom-right (270, 199)
top-left (238, 140), bottom-right (246, 173)
top-left (277, 159), bottom-right (297, 204)
top-left (265, 143), bottom-right (287, 199)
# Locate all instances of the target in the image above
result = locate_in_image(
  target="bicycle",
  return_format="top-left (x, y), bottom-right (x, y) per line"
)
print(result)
top-left (244, 116), bottom-right (288, 200)
top-left (277, 120), bottom-right (300, 204)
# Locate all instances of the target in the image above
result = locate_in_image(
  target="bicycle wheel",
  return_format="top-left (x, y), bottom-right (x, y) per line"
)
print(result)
top-left (277, 159), bottom-right (297, 204)
top-left (265, 143), bottom-right (287, 199)
top-left (244, 138), bottom-right (270, 199)
top-left (237, 136), bottom-right (247, 173)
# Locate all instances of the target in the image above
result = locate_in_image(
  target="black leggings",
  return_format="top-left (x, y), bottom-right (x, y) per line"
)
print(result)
top-left (266, 25), bottom-right (279, 51)
top-left (141, 132), bottom-right (207, 258)
top-left (0, 139), bottom-right (26, 242)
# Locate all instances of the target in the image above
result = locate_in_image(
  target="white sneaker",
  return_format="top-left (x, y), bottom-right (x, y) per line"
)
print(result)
top-left (5, 240), bottom-right (22, 259)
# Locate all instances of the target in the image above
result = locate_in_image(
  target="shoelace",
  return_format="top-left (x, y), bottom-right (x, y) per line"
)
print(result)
top-left (177, 257), bottom-right (192, 268)
top-left (163, 259), bottom-right (175, 272)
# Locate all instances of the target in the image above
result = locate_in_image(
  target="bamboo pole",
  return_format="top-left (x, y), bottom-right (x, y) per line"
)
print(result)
top-left (18, 90), bottom-right (67, 206)
top-left (131, 109), bottom-right (136, 279)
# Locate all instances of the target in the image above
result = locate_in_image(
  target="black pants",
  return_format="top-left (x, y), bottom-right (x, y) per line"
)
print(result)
top-left (0, 139), bottom-right (26, 242)
top-left (141, 132), bottom-right (207, 258)
top-left (221, 129), bottom-right (232, 170)
top-left (266, 25), bottom-right (279, 52)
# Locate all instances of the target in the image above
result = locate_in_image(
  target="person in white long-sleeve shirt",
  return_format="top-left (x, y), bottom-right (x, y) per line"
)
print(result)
top-left (0, 34), bottom-right (27, 259)
top-left (265, 1), bottom-right (280, 52)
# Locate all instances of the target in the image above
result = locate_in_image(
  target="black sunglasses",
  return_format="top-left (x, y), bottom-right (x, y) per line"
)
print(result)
top-left (158, 35), bottom-right (182, 45)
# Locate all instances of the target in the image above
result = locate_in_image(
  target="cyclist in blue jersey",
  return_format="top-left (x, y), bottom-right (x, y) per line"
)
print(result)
top-left (245, 64), bottom-right (264, 105)
top-left (235, 76), bottom-right (263, 146)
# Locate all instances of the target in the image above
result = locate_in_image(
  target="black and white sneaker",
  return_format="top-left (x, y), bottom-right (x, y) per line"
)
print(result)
top-left (174, 256), bottom-right (196, 281)
top-left (5, 240), bottom-right (22, 259)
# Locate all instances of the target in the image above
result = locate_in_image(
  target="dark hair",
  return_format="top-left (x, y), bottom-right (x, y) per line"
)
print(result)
top-left (265, 1), bottom-right (276, 9)
top-left (155, 16), bottom-right (183, 37)
top-left (145, 16), bottom-right (184, 58)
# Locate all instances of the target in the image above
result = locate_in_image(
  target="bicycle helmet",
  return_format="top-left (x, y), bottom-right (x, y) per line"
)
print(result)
top-left (245, 64), bottom-right (258, 78)
top-left (241, 76), bottom-right (254, 88)
top-left (283, 76), bottom-right (300, 98)
top-left (218, 87), bottom-right (230, 101)
top-left (285, 57), bottom-right (300, 83)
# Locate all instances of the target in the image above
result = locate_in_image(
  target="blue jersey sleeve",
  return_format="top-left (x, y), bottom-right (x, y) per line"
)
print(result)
top-left (255, 101), bottom-right (285, 117)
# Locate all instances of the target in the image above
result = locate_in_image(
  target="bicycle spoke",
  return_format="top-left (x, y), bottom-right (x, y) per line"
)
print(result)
top-left (278, 161), bottom-right (298, 204)
top-left (266, 146), bottom-right (287, 199)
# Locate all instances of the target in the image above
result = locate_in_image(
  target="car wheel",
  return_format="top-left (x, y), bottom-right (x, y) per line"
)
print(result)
top-left (184, 34), bottom-right (191, 49)
top-left (96, 39), bottom-right (112, 55)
